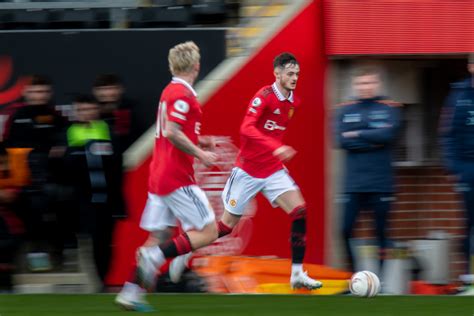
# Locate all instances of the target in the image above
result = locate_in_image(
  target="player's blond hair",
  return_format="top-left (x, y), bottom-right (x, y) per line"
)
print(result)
top-left (168, 41), bottom-right (200, 76)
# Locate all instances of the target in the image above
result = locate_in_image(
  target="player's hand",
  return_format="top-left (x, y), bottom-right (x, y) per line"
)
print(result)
top-left (342, 131), bottom-right (360, 138)
top-left (273, 145), bottom-right (297, 162)
top-left (199, 136), bottom-right (215, 151)
top-left (198, 150), bottom-right (218, 167)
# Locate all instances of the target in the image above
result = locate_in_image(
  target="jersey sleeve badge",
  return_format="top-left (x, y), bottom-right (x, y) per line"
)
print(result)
top-left (252, 97), bottom-right (262, 107)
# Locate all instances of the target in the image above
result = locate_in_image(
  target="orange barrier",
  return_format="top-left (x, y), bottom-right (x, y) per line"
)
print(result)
top-left (192, 256), bottom-right (351, 294)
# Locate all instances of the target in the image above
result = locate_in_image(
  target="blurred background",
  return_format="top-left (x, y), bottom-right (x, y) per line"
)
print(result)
top-left (0, 0), bottom-right (473, 296)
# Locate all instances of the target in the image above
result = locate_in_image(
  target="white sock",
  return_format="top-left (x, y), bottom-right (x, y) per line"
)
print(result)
top-left (183, 252), bottom-right (192, 268)
top-left (148, 246), bottom-right (165, 264)
top-left (292, 264), bottom-right (303, 275)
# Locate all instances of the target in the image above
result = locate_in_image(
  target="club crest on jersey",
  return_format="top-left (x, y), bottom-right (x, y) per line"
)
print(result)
top-left (229, 199), bottom-right (237, 207)
top-left (288, 107), bottom-right (295, 119)
top-left (252, 97), bottom-right (262, 107)
top-left (174, 99), bottom-right (190, 113)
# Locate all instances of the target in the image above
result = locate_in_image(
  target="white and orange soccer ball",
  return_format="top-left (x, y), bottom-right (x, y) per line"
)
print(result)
top-left (349, 271), bottom-right (381, 298)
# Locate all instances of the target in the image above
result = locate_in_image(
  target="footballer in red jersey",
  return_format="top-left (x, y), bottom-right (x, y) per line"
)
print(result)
top-left (169, 52), bottom-right (322, 291)
top-left (115, 42), bottom-right (218, 312)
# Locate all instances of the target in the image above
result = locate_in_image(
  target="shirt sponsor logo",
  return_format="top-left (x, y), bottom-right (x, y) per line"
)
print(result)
top-left (369, 121), bottom-right (391, 128)
top-left (369, 110), bottom-right (389, 120)
top-left (466, 111), bottom-right (474, 126)
top-left (456, 99), bottom-right (472, 107)
top-left (342, 113), bottom-right (361, 123)
top-left (264, 120), bottom-right (286, 131)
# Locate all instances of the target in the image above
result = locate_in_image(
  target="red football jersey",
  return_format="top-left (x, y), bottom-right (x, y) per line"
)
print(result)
top-left (148, 77), bottom-right (202, 195)
top-left (236, 83), bottom-right (300, 178)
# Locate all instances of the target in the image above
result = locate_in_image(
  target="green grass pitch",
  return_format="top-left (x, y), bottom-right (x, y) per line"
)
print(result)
top-left (0, 294), bottom-right (472, 315)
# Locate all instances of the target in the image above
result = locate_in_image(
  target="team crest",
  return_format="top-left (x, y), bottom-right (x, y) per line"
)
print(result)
top-left (229, 199), bottom-right (237, 207)
top-left (252, 97), bottom-right (262, 107)
top-left (288, 107), bottom-right (295, 119)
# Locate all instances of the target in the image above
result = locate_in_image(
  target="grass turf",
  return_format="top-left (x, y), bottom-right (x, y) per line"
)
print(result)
top-left (0, 294), bottom-right (473, 316)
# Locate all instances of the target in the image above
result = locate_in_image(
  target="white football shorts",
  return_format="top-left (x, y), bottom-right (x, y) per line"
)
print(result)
top-left (140, 185), bottom-right (215, 232)
top-left (221, 167), bottom-right (299, 216)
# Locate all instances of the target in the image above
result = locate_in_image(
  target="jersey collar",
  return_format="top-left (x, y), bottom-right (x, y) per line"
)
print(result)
top-left (172, 77), bottom-right (197, 97)
top-left (272, 82), bottom-right (294, 103)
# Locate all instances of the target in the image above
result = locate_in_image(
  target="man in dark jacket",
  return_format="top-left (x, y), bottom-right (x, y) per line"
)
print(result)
top-left (335, 67), bottom-right (401, 272)
top-left (5, 75), bottom-right (64, 272)
top-left (440, 54), bottom-right (474, 278)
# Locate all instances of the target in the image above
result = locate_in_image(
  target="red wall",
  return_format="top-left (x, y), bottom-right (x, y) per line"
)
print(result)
top-left (107, 1), bottom-right (327, 285)
top-left (324, 0), bottom-right (474, 55)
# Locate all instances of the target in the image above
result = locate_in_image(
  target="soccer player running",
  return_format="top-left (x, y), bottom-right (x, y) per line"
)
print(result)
top-left (170, 52), bottom-right (322, 290)
top-left (115, 41), bottom-right (218, 311)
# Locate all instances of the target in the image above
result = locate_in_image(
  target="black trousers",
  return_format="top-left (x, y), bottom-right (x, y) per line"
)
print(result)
top-left (459, 182), bottom-right (474, 270)
top-left (341, 192), bottom-right (392, 272)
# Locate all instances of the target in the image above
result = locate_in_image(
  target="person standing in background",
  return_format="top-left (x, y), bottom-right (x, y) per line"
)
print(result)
top-left (5, 75), bottom-right (64, 272)
top-left (64, 95), bottom-right (125, 289)
top-left (92, 74), bottom-right (132, 153)
top-left (440, 54), bottom-right (474, 287)
top-left (335, 67), bottom-right (402, 272)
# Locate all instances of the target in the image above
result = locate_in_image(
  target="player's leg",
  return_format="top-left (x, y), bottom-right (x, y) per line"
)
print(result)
top-left (370, 193), bottom-right (392, 271)
top-left (262, 169), bottom-right (322, 290)
top-left (115, 193), bottom-right (175, 311)
top-left (218, 167), bottom-right (261, 236)
top-left (137, 186), bottom-right (218, 289)
top-left (169, 167), bottom-right (261, 283)
top-left (461, 185), bottom-right (474, 276)
top-left (341, 193), bottom-right (362, 272)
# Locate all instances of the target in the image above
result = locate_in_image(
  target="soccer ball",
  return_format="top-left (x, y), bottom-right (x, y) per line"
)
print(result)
top-left (349, 271), bottom-right (381, 297)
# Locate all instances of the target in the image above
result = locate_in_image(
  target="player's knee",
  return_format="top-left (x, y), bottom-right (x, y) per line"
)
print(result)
top-left (289, 204), bottom-right (306, 221)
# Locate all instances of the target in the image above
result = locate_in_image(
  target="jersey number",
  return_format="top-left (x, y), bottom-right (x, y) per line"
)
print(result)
top-left (156, 101), bottom-right (167, 138)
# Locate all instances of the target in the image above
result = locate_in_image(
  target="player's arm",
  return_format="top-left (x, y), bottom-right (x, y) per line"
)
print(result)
top-left (240, 95), bottom-right (294, 161)
top-left (165, 122), bottom-right (217, 167)
top-left (198, 135), bottom-right (215, 151)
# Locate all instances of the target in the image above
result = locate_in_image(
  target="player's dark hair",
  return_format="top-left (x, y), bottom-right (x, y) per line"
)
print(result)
top-left (273, 52), bottom-right (298, 69)
top-left (29, 74), bottom-right (52, 86)
top-left (353, 66), bottom-right (379, 78)
top-left (74, 94), bottom-right (97, 104)
top-left (93, 73), bottom-right (122, 88)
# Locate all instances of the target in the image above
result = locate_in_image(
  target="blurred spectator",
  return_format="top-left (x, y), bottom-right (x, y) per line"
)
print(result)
top-left (92, 74), bottom-right (132, 153)
top-left (0, 144), bottom-right (23, 291)
top-left (440, 54), bottom-right (474, 277)
top-left (63, 95), bottom-right (125, 287)
top-left (5, 75), bottom-right (65, 272)
top-left (335, 67), bottom-right (401, 272)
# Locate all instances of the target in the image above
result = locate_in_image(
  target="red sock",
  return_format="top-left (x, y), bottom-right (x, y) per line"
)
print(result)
top-left (160, 233), bottom-right (192, 258)
top-left (289, 205), bottom-right (307, 264)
